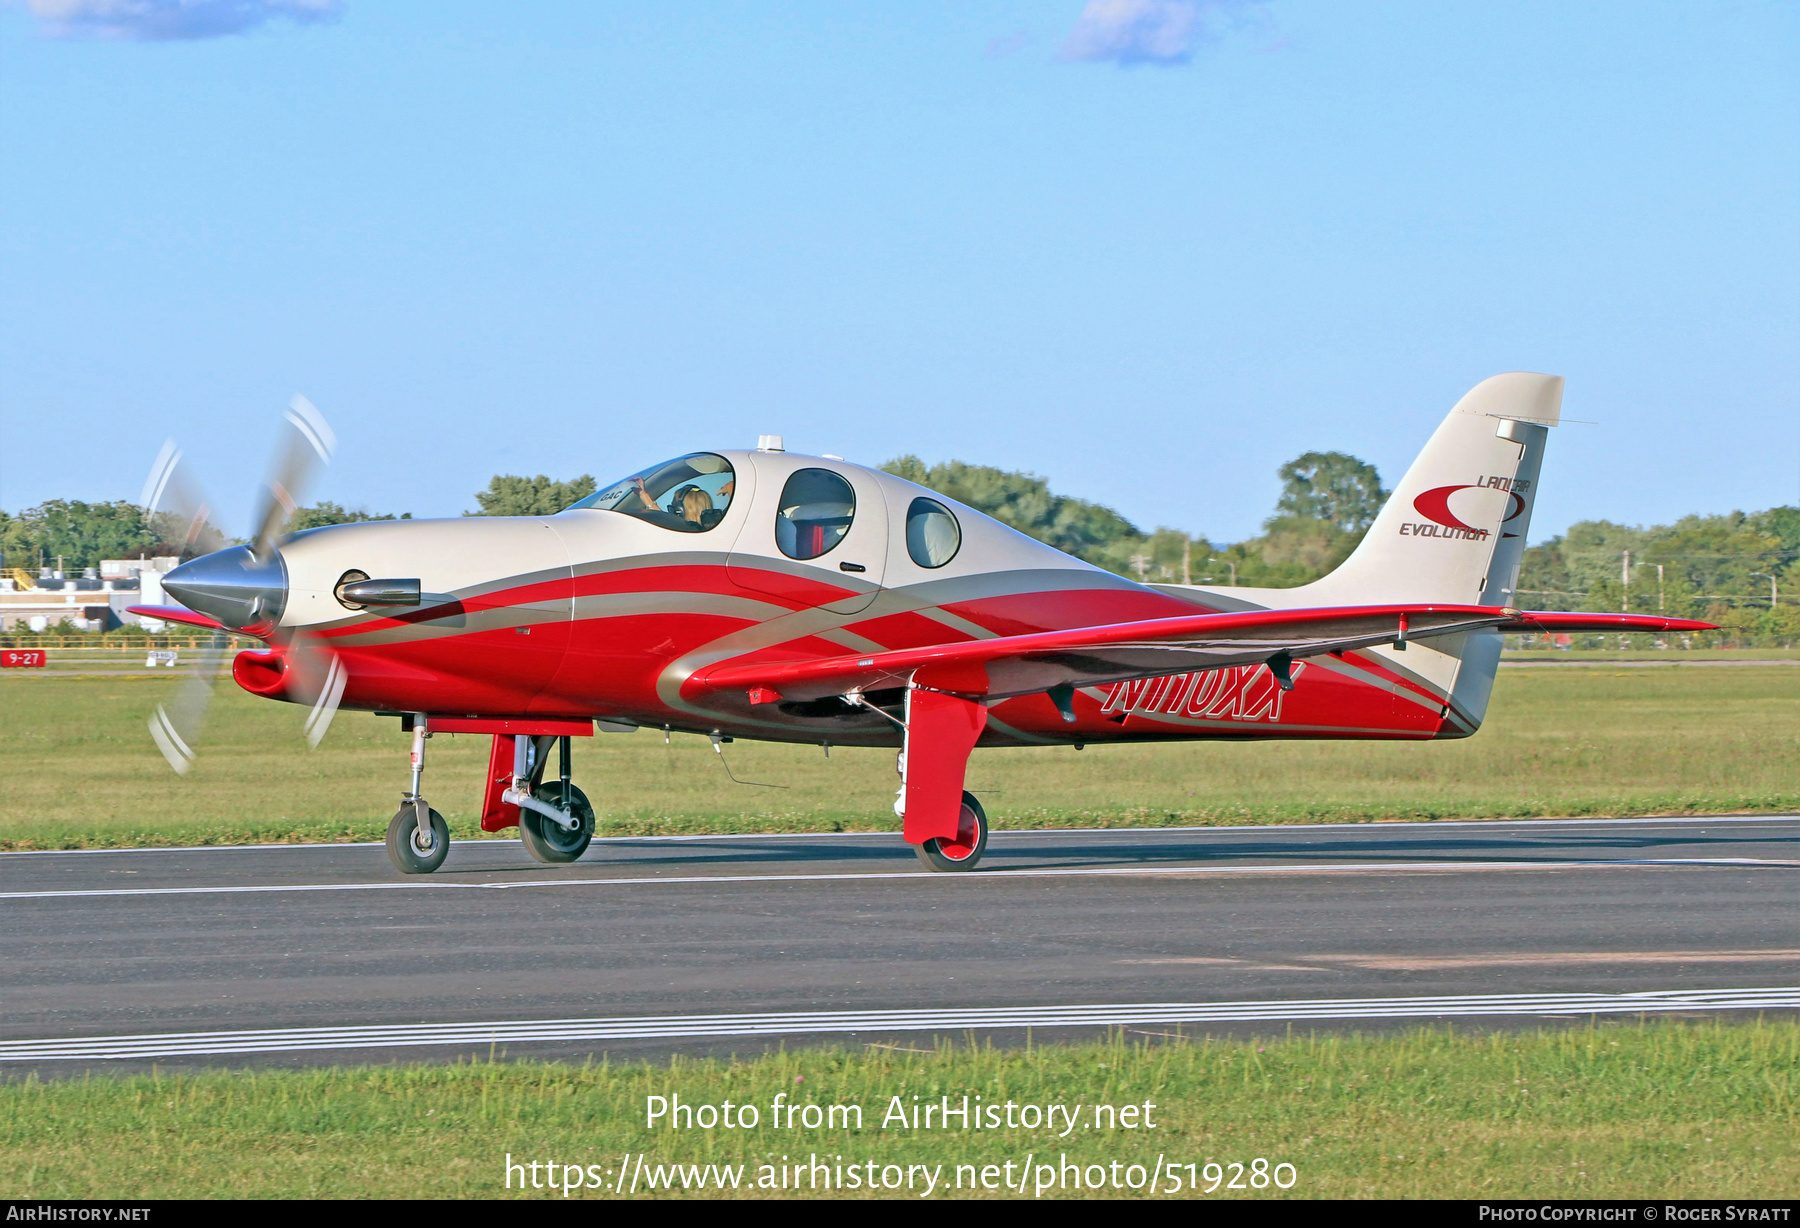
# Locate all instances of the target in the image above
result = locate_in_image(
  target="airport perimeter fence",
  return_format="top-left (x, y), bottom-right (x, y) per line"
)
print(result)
top-left (0, 635), bottom-right (261, 652)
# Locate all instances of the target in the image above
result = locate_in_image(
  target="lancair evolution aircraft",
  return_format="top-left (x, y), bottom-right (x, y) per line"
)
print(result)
top-left (134, 373), bottom-right (1711, 874)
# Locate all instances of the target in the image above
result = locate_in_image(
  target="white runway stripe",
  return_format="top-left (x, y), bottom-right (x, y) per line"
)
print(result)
top-left (0, 814), bottom-right (1790, 859)
top-left (5, 987), bottom-right (1797, 1061)
top-left (0, 857), bottom-right (1793, 903)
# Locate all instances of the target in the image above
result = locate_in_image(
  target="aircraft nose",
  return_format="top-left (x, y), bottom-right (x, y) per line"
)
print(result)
top-left (161, 545), bottom-right (289, 635)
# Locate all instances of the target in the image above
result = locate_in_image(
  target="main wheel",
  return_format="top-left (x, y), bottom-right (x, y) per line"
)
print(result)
top-left (914, 791), bottom-right (988, 872)
top-left (386, 805), bottom-right (450, 874)
top-left (520, 781), bottom-right (595, 863)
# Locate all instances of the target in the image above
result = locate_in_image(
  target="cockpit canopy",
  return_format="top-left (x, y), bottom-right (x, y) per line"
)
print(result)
top-left (570, 453), bottom-right (736, 532)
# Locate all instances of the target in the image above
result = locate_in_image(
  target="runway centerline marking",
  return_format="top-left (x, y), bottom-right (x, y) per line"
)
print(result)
top-left (0, 857), bottom-right (1793, 901)
top-left (4, 987), bottom-right (1796, 1062)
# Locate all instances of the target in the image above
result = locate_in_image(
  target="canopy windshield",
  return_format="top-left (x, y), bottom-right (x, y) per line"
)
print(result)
top-left (569, 453), bottom-right (736, 533)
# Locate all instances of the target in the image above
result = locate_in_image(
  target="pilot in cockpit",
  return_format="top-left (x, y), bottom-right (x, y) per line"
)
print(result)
top-left (574, 453), bottom-right (737, 531)
top-left (632, 477), bottom-right (732, 530)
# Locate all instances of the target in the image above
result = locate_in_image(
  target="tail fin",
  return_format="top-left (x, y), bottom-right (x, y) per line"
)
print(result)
top-left (1303, 372), bottom-right (1561, 607)
top-left (1299, 372), bottom-right (1561, 735)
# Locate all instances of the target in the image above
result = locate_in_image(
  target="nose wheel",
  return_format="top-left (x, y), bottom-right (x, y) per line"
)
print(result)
top-left (385, 713), bottom-right (451, 874)
top-left (386, 804), bottom-right (449, 874)
top-left (915, 791), bottom-right (988, 872)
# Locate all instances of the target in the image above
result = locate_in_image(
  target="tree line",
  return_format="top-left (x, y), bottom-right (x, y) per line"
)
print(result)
top-left (1516, 506), bottom-right (1800, 643)
top-left (0, 501), bottom-right (411, 574)
top-left (6, 452), bottom-right (1794, 645)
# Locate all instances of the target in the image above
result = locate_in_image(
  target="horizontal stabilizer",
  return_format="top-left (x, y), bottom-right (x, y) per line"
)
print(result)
top-left (1497, 612), bottom-right (1717, 635)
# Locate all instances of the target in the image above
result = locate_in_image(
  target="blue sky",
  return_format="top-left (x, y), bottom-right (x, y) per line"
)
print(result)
top-left (1, 1), bottom-right (1795, 544)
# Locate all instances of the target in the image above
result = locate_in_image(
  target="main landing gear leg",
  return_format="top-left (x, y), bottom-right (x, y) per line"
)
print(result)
top-left (386, 713), bottom-right (449, 875)
top-left (513, 733), bottom-right (595, 864)
top-left (898, 685), bottom-right (990, 872)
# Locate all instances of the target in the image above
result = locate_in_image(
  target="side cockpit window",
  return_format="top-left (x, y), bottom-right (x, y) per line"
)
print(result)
top-left (776, 469), bottom-right (855, 560)
top-left (905, 496), bottom-right (961, 568)
top-left (571, 453), bottom-right (735, 532)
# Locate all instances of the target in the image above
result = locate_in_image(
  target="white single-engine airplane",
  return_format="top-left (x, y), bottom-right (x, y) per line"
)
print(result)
top-left (134, 374), bottom-right (1710, 874)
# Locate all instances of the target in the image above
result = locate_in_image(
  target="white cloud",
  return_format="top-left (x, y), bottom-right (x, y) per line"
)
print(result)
top-left (20, 0), bottom-right (340, 40)
top-left (1058, 0), bottom-right (1267, 66)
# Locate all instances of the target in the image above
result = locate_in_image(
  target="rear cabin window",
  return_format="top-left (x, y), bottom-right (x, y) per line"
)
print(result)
top-left (776, 469), bottom-right (855, 560)
top-left (905, 497), bottom-right (961, 568)
top-left (570, 453), bottom-right (736, 532)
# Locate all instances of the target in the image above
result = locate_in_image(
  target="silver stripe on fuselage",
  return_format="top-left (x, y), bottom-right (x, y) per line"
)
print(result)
top-left (286, 533), bottom-right (1462, 746)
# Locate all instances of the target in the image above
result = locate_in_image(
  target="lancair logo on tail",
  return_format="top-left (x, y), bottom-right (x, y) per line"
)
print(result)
top-left (1402, 484), bottom-right (1493, 541)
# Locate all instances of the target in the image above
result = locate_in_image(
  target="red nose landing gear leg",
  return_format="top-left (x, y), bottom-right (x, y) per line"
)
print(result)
top-left (386, 713), bottom-right (450, 874)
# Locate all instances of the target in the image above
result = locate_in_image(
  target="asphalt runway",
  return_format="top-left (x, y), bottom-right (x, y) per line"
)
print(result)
top-left (2, 815), bottom-right (1797, 1074)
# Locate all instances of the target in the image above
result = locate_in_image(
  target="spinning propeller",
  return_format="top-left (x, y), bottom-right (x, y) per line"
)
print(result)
top-left (139, 396), bottom-right (343, 774)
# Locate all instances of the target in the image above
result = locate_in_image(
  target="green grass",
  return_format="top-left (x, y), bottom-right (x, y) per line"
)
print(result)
top-left (1, 665), bottom-right (1795, 848)
top-left (2, 1021), bottom-right (1795, 1198)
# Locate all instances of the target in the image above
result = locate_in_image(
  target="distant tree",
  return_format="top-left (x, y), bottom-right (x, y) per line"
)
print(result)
top-left (1751, 505), bottom-right (1800, 555)
top-left (289, 502), bottom-right (403, 532)
top-left (469, 475), bottom-right (597, 517)
top-left (1767, 602), bottom-right (1800, 646)
top-left (1274, 451), bottom-right (1388, 535)
top-left (1541, 520), bottom-right (1648, 600)
top-left (143, 508), bottom-right (231, 559)
top-left (1167, 451), bottom-right (1383, 589)
top-left (1515, 537), bottom-right (1578, 610)
top-left (14, 500), bottom-right (157, 570)
top-left (0, 510), bottom-right (33, 570)
top-left (1518, 508), bottom-right (1794, 625)
top-left (1641, 515), bottom-right (1783, 605)
top-left (1144, 526), bottom-right (1218, 584)
top-left (1257, 516), bottom-right (1360, 579)
top-left (881, 456), bottom-right (1146, 573)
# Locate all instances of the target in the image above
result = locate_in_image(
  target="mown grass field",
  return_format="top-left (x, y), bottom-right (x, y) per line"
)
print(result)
top-left (1, 663), bottom-right (1795, 848)
top-left (2, 1021), bottom-right (1795, 1199)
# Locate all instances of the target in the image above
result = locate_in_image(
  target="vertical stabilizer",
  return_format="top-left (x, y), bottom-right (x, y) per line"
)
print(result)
top-left (1303, 372), bottom-right (1562, 607)
top-left (1157, 373), bottom-right (1566, 734)
top-left (1298, 372), bottom-right (1562, 735)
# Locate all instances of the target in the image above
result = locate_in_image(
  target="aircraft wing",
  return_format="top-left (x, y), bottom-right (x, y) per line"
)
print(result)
top-left (692, 605), bottom-right (1717, 703)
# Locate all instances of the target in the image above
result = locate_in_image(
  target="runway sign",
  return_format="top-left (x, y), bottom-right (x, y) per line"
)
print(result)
top-left (1, 650), bottom-right (45, 668)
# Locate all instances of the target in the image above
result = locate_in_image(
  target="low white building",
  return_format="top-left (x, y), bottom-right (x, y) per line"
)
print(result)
top-left (0, 559), bottom-right (185, 632)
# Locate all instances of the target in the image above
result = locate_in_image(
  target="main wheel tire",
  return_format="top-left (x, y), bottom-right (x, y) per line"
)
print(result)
top-left (385, 805), bottom-right (450, 875)
top-left (914, 791), bottom-right (988, 872)
top-left (520, 781), bottom-right (595, 863)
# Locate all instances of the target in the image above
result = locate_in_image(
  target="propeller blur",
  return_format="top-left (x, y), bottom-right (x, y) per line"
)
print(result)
top-left (137, 396), bottom-right (342, 775)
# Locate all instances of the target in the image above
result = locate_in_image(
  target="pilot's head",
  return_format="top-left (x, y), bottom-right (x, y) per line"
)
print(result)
top-left (674, 485), bottom-right (713, 523)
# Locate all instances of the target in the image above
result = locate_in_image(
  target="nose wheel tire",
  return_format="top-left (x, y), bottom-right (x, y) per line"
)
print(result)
top-left (915, 791), bottom-right (988, 872)
top-left (520, 782), bottom-right (595, 863)
top-left (386, 806), bottom-right (450, 875)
